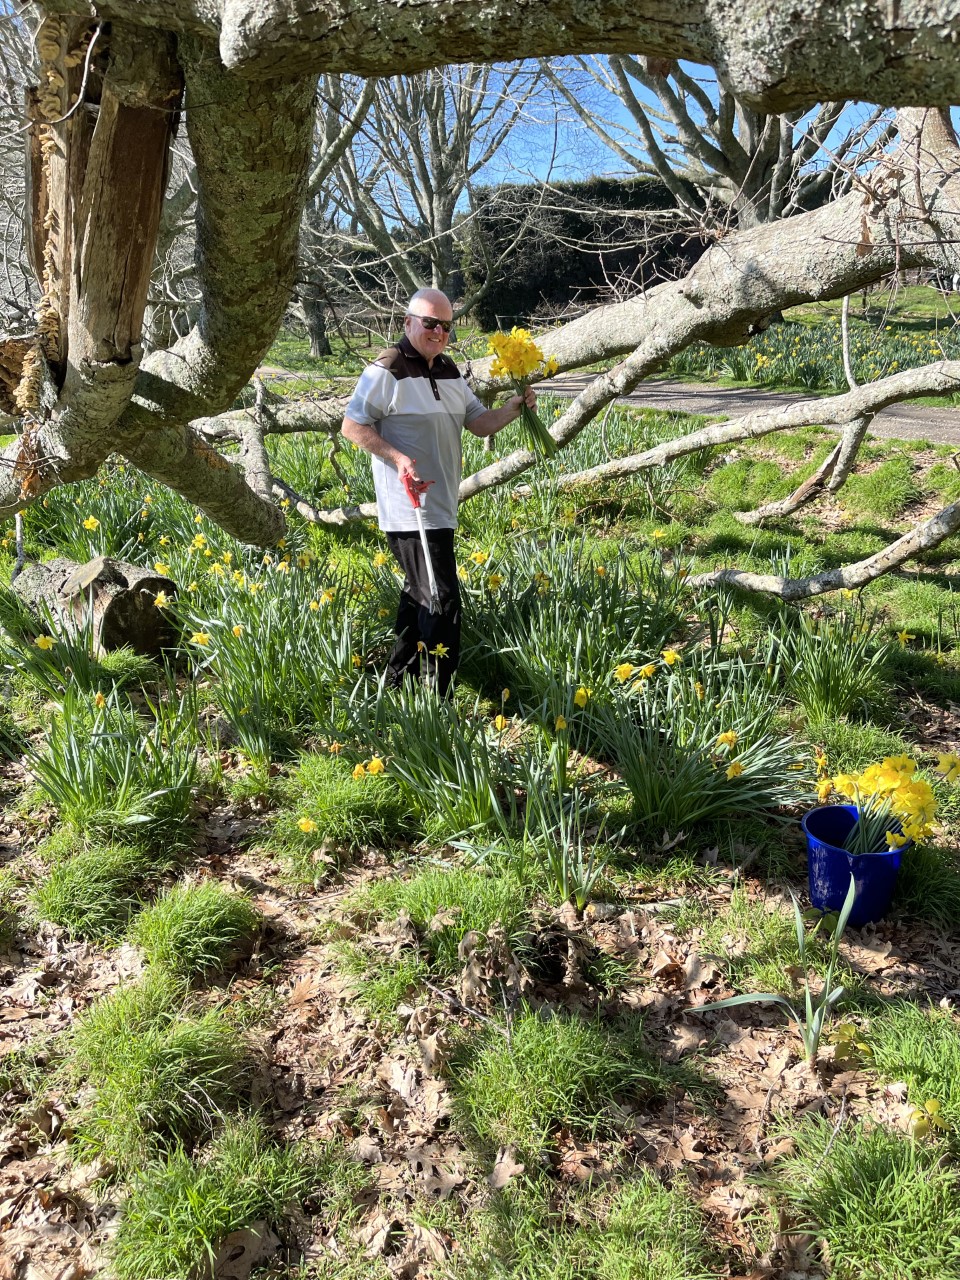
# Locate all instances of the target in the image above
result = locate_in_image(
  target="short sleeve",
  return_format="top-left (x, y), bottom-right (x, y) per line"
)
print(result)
top-left (344, 364), bottom-right (394, 426)
top-left (462, 383), bottom-right (487, 424)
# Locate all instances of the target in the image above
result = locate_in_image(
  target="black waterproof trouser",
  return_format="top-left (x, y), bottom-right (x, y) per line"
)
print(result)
top-left (384, 528), bottom-right (460, 695)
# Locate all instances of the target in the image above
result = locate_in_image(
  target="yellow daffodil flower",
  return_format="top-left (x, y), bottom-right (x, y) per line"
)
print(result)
top-left (470, 550), bottom-right (487, 564)
top-left (94, 691), bottom-right (106, 709)
top-left (614, 663), bottom-right (635, 682)
top-left (694, 681), bottom-right (705, 700)
top-left (487, 573), bottom-right (504, 590)
top-left (937, 752), bottom-right (960, 783)
top-left (35, 635), bottom-right (55, 650)
top-left (309, 600), bottom-right (320, 612)
top-left (352, 654), bottom-right (362, 668)
top-left (716, 730), bottom-right (738, 750)
top-left (897, 630), bottom-right (915, 646)
top-left (154, 591), bottom-right (169, 608)
top-left (352, 763), bottom-right (366, 780)
top-left (817, 779), bottom-right (834, 802)
top-left (328, 741), bottom-right (343, 754)
top-left (494, 714), bottom-right (508, 731)
top-left (82, 516), bottom-right (99, 531)
top-left (430, 643), bottom-right (449, 658)
top-left (640, 663), bottom-right (657, 679)
top-left (191, 631), bottom-right (210, 646)
top-left (595, 565), bottom-right (607, 577)
top-left (158, 535), bottom-right (170, 546)
top-left (726, 761), bottom-right (745, 780)
top-left (373, 551), bottom-right (389, 567)
top-left (298, 817), bottom-right (317, 833)
top-left (188, 581), bottom-right (198, 592)
top-left (661, 649), bottom-right (681, 665)
top-left (154, 562), bottom-right (170, 576)
top-left (555, 715), bottom-right (567, 731)
top-left (232, 624), bottom-right (243, 637)
top-left (574, 686), bottom-right (592, 708)
top-left (367, 756), bottom-right (385, 775)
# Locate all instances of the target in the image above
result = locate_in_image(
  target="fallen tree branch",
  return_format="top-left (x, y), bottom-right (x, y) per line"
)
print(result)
top-left (510, 359), bottom-right (960, 496)
top-left (270, 475), bottom-right (376, 526)
top-left (689, 497), bottom-right (960, 599)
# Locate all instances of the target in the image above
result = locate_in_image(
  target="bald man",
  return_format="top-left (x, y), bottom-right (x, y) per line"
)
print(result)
top-left (342, 289), bottom-right (535, 693)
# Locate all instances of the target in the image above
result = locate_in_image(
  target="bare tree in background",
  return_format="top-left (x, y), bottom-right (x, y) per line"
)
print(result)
top-left (299, 63), bottom-right (550, 332)
top-left (0, 7), bottom-right (38, 331)
top-left (544, 55), bottom-right (894, 231)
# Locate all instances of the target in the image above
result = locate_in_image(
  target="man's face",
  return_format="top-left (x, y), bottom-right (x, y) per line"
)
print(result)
top-left (404, 299), bottom-right (454, 363)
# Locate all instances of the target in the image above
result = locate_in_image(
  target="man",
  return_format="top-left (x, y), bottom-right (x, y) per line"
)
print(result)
top-left (341, 288), bottom-right (535, 693)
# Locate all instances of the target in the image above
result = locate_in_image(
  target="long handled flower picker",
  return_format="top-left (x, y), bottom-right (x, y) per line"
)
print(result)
top-left (401, 472), bottom-right (441, 615)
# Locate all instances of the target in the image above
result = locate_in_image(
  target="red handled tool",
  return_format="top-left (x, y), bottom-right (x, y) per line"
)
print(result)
top-left (401, 473), bottom-right (441, 615)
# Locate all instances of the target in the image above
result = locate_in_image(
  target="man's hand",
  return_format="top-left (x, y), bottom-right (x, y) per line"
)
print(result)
top-left (395, 454), bottom-right (420, 484)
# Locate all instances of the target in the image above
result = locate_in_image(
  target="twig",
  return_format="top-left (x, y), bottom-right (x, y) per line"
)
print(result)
top-left (423, 979), bottom-right (512, 1041)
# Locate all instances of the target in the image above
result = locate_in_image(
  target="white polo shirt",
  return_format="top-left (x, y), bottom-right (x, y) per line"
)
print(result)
top-left (345, 337), bottom-right (486, 531)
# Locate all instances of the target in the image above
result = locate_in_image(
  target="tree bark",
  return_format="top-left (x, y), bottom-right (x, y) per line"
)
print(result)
top-left (42, 1), bottom-right (960, 113)
top-left (13, 556), bottom-right (179, 654)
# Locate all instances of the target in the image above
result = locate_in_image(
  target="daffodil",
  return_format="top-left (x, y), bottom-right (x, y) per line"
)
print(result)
top-left (328, 741), bottom-right (343, 754)
top-left (661, 649), bottom-right (681, 665)
top-left (487, 574), bottom-right (504, 590)
top-left (35, 635), bottom-right (54, 651)
top-left (188, 581), bottom-right (198, 592)
top-left (555, 715), bottom-right (567, 731)
top-left (373, 551), bottom-right (389, 568)
top-left (191, 631), bottom-right (210, 646)
top-left (82, 515), bottom-right (99, 531)
top-left (352, 654), bottom-right (362, 668)
top-left (494, 714), bottom-right (508, 731)
top-left (94, 691), bottom-right (106, 709)
top-left (897, 630), bottom-right (915, 646)
top-left (639, 663), bottom-right (657, 679)
top-left (430, 642), bottom-right (449, 658)
top-left (352, 762), bottom-right (366, 780)
top-left (366, 756), bottom-right (385, 775)
top-left (501, 689), bottom-right (510, 702)
top-left (154, 591), bottom-right (169, 608)
top-left (298, 817), bottom-right (317, 833)
top-left (232, 624), bottom-right (243, 637)
top-left (595, 565), bottom-right (607, 577)
top-left (817, 778), bottom-right (833, 802)
top-left (936, 752), bottom-right (960, 783)
top-left (321, 589), bottom-right (335, 604)
top-left (574, 686), bottom-right (592, 708)
top-left (694, 681), bottom-right (705, 700)
top-left (716, 730), bottom-right (738, 750)
top-left (726, 761), bottom-right (745, 780)
top-left (614, 663), bottom-right (635, 683)
top-left (158, 535), bottom-right (170, 546)
top-left (470, 550), bottom-right (487, 564)
top-left (154, 562), bottom-right (170, 576)
top-left (309, 600), bottom-right (320, 612)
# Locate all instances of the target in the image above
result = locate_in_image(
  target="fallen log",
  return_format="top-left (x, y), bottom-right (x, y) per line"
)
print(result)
top-left (12, 556), bottom-right (178, 656)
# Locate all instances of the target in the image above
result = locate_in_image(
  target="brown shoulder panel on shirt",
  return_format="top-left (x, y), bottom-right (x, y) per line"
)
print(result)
top-left (373, 342), bottom-right (462, 382)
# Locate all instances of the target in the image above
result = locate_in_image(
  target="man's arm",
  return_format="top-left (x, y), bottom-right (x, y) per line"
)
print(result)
top-left (465, 386), bottom-right (538, 439)
top-left (341, 416), bottom-right (419, 484)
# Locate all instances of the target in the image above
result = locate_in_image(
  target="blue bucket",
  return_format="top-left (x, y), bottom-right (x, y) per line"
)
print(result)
top-left (803, 803), bottom-right (906, 928)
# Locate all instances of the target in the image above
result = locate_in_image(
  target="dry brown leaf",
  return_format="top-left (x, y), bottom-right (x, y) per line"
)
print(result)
top-left (488, 1146), bottom-right (525, 1189)
top-left (211, 1223), bottom-right (280, 1279)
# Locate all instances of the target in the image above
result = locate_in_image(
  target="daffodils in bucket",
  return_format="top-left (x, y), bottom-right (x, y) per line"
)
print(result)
top-left (826, 756), bottom-right (935, 853)
top-left (488, 327), bottom-right (559, 459)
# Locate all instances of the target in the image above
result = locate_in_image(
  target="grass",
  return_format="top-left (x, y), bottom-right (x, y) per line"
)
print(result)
top-left (269, 750), bottom-right (412, 876)
top-left (894, 842), bottom-right (960, 927)
top-left (129, 880), bottom-right (261, 978)
top-left (767, 1115), bottom-right (960, 1280)
top-left (335, 945), bottom-right (430, 1023)
top-left (868, 1001), bottom-right (960, 1125)
top-left (110, 1114), bottom-right (334, 1280)
top-left (699, 885), bottom-right (824, 995)
top-left (32, 839), bottom-right (152, 941)
top-left (68, 971), bottom-right (246, 1169)
top-left (345, 865), bottom-right (532, 976)
top-left (458, 1173), bottom-right (721, 1280)
top-left (448, 1005), bottom-right (672, 1162)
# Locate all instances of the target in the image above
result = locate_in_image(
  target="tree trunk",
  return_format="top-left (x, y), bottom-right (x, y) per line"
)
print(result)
top-left (12, 556), bottom-right (179, 655)
top-left (303, 289), bottom-right (331, 357)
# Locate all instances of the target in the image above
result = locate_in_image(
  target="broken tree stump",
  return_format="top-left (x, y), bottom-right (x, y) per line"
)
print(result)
top-left (12, 556), bottom-right (178, 656)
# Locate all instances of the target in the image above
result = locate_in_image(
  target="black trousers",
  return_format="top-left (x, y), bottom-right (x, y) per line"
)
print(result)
top-left (385, 528), bottom-right (460, 695)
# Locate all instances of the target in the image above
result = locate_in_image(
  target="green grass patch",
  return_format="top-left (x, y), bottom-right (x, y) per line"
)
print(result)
top-left (812, 720), bottom-right (912, 774)
top-left (842, 456), bottom-right (920, 520)
top-left (894, 843), bottom-right (960, 928)
top-left (459, 1173), bottom-right (721, 1280)
top-left (767, 1115), bottom-right (960, 1280)
top-left (335, 943), bottom-right (430, 1024)
top-left (129, 881), bottom-right (261, 978)
top-left (69, 971), bottom-right (246, 1169)
top-left (869, 1001), bottom-right (960, 1126)
top-left (270, 750), bottom-right (412, 876)
top-left (700, 886), bottom-right (820, 995)
top-left (110, 1114), bottom-right (339, 1280)
top-left (449, 1005), bottom-right (672, 1162)
top-left (32, 839), bottom-right (152, 941)
top-left (347, 865), bottom-right (531, 977)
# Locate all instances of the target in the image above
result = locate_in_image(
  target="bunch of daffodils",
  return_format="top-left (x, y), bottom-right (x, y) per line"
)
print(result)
top-left (827, 755), bottom-right (935, 853)
top-left (488, 327), bottom-right (559, 459)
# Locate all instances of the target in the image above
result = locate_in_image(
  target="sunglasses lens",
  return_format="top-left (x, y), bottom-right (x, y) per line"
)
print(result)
top-left (417, 316), bottom-right (451, 332)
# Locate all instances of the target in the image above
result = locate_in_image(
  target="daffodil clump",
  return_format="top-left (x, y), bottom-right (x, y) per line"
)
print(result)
top-left (488, 327), bottom-right (559, 459)
top-left (825, 755), bottom-right (937, 853)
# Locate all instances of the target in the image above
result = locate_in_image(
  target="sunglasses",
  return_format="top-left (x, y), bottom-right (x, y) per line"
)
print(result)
top-left (408, 314), bottom-right (453, 333)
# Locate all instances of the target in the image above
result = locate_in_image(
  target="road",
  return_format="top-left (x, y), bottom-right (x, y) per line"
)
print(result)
top-left (546, 376), bottom-right (960, 448)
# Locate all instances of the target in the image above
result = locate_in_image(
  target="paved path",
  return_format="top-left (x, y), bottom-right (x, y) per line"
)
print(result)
top-left (547, 375), bottom-right (960, 447)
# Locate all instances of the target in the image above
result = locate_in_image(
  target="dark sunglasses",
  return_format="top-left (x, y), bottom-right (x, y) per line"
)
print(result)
top-left (408, 314), bottom-right (453, 333)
